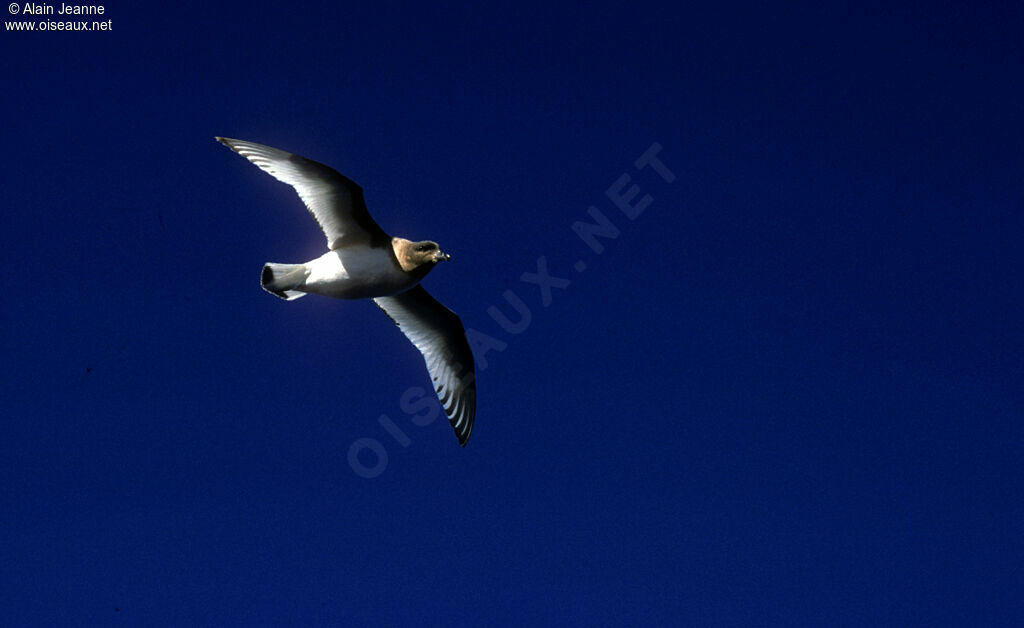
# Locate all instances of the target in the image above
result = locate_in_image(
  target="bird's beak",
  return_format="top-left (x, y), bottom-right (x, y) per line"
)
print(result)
top-left (435, 251), bottom-right (451, 262)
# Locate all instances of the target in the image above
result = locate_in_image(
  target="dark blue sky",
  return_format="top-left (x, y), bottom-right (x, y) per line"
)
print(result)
top-left (2, 1), bottom-right (1022, 624)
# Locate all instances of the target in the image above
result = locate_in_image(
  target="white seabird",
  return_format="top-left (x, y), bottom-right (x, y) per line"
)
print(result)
top-left (217, 137), bottom-right (476, 446)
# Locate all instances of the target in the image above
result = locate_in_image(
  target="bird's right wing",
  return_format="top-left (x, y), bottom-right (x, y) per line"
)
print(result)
top-left (374, 285), bottom-right (476, 446)
top-left (217, 137), bottom-right (389, 249)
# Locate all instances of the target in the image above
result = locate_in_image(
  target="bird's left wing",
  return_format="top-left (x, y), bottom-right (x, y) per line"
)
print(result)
top-left (216, 137), bottom-right (389, 249)
top-left (374, 285), bottom-right (476, 446)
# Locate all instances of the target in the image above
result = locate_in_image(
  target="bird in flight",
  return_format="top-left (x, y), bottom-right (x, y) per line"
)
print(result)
top-left (217, 137), bottom-right (476, 446)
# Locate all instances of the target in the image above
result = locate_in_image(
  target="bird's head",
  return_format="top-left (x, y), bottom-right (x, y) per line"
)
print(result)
top-left (395, 238), bottom-right (451, 275)
top-left (414, 240), bottom-right (450, 264)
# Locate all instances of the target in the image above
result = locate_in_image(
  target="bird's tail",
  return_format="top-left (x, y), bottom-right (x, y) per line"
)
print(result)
top-left (261, 263), bottom-right (309, 300)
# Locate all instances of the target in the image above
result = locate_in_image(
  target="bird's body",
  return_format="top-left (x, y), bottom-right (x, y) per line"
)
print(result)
top-left (268, 240), bottom-right (428, 300)
top-left (303, 246), bottom-right (400, 299)
top-left (217, 137), bottom-right (476, 445)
